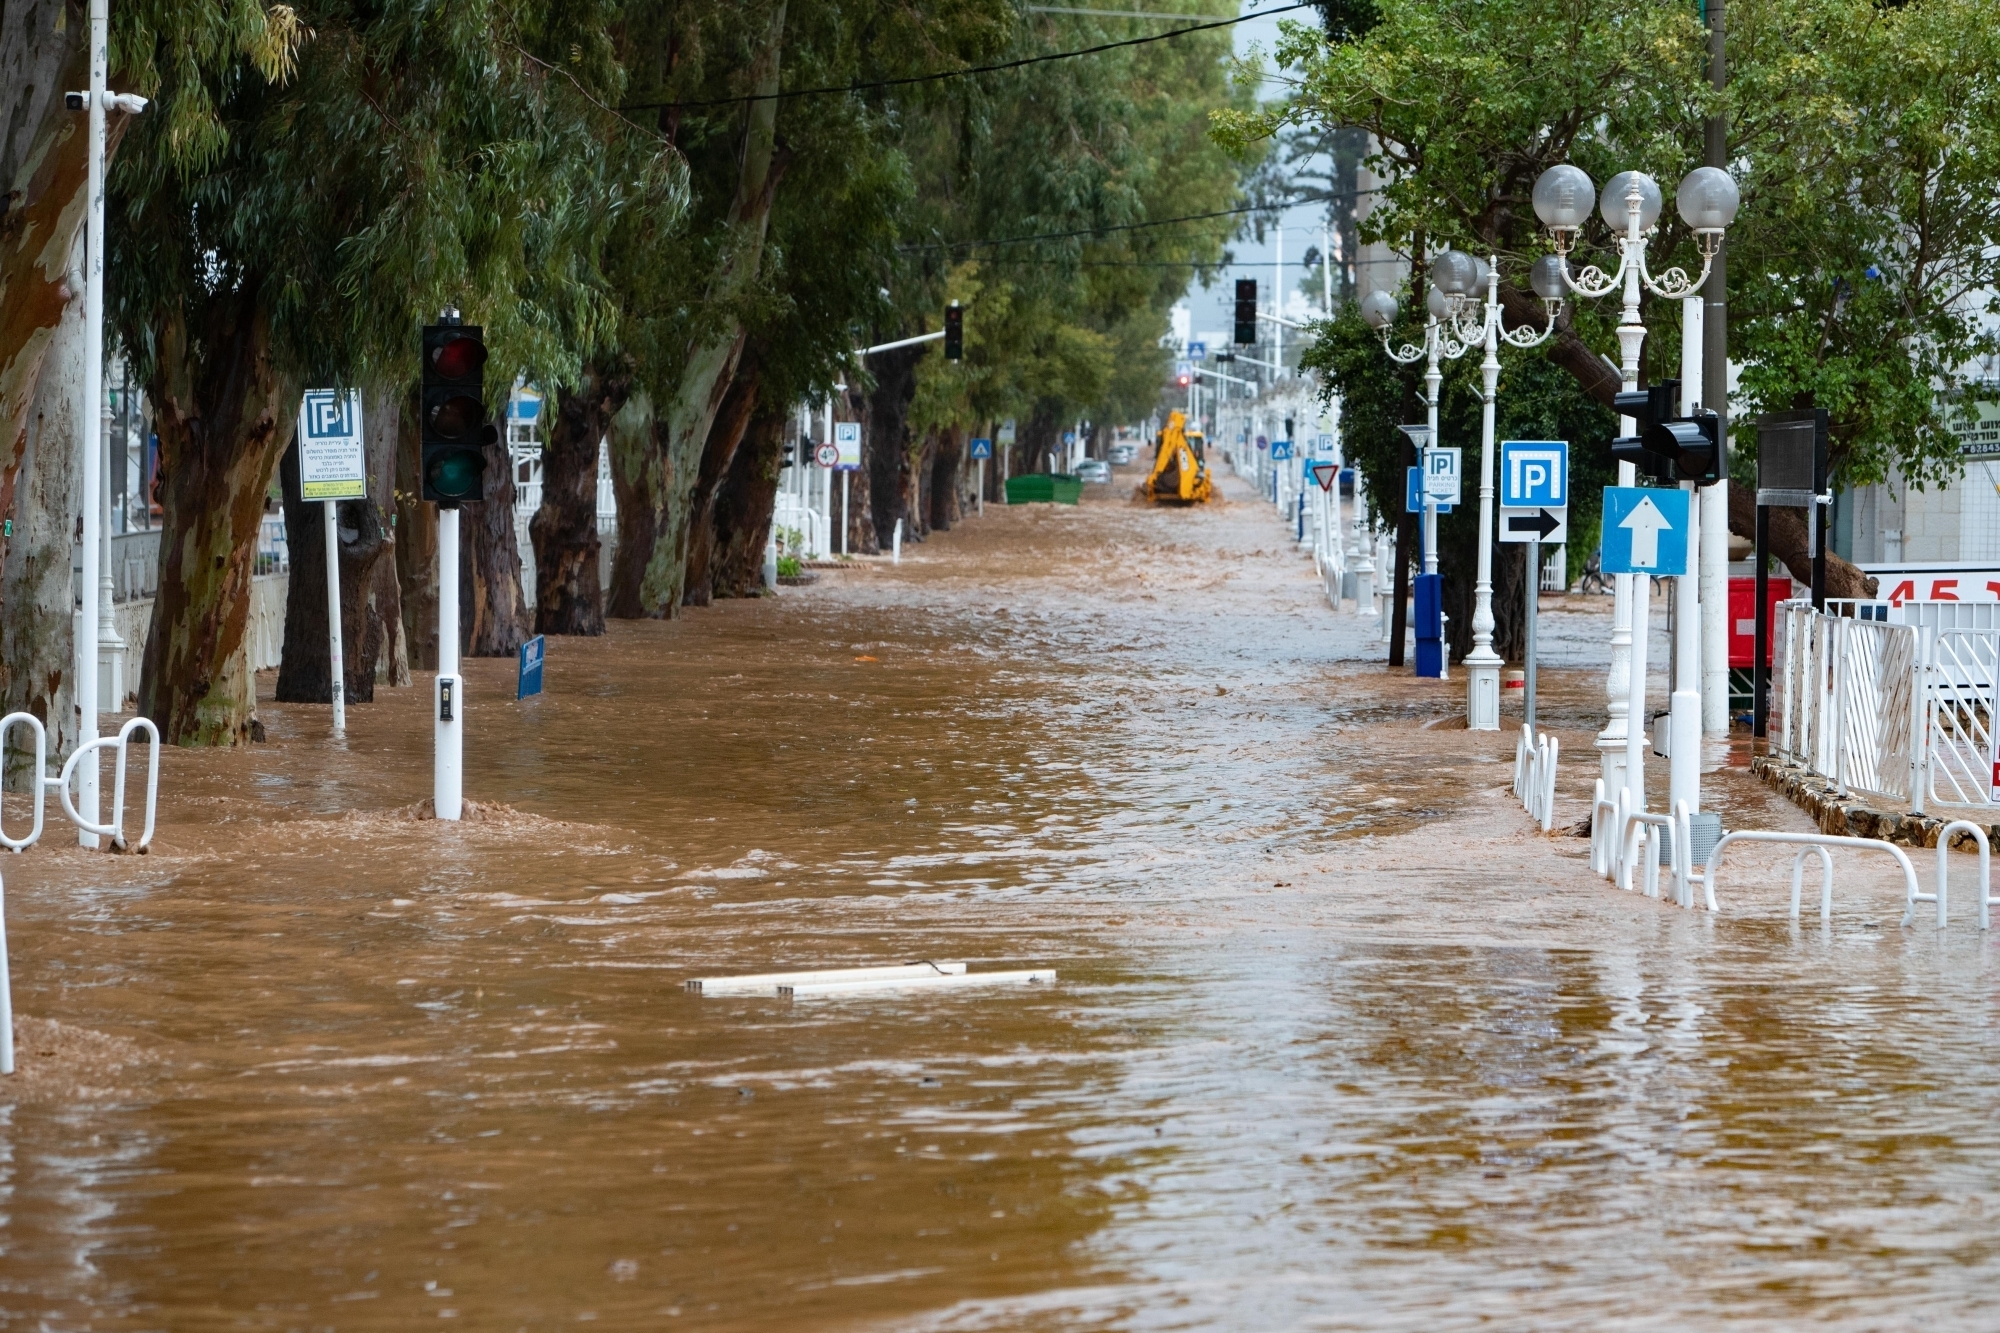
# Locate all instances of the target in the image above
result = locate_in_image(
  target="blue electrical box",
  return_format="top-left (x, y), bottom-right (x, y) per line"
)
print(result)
top-left (1413, 573), bottom-right (1445, 678)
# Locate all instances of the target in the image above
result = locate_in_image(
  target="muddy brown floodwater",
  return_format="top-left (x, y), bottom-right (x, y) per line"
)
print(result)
top-left (4, 467), bottom-right (2000, 1331)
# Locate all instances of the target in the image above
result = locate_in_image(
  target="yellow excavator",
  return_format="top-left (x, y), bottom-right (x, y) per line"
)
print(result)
top-left (1140, 409), bottom-right (1213, 504)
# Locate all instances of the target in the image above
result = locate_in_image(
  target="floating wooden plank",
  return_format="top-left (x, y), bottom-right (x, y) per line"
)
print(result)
top-left (687, 962), bottom-right (967, 996)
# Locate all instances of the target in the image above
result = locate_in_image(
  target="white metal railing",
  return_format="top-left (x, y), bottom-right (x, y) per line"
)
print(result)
top-left (1513, 726), bottom-right (1559, 832)
top-left (772, 500), bottom-right (827, 562)
top-left (1774, 599), bottom-right (2000, 813)
top-left (0, 712), bottom-right (160, 854)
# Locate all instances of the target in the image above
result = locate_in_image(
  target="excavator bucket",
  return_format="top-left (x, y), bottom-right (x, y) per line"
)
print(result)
top-left (1140, 410), bottom-right (1213, 505)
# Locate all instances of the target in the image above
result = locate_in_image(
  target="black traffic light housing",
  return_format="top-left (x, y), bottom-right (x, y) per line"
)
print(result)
top-left (943, 302), bottom-right (963, 360)
top-left (1611, 379), bottom-right (1726, 484)
top-left (421, 319), bottom-right (493, 506)
top-left (1234, 279), bottom-right (1257, 345)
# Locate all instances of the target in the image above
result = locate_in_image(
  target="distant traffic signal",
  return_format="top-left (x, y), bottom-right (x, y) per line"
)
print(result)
top-left (1177, 369), bottom-right (1191, 388)
top-left (1611, 379), bottom-right (1725, 484)
top-left (1234, 279), bottom-right (1257, 345)
top-left (421, 319), bottom-right (492, 505)
top-left (944, 301), bottom-right (963, 360)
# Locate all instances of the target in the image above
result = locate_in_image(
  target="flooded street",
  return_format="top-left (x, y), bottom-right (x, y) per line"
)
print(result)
top-left (4, 470), bottom-right (1999, 1331)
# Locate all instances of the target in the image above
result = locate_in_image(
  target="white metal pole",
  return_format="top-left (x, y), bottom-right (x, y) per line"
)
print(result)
top-left (1627, 568), bottom-right (1650, 820)
top-left (841, 471), bottom-right (850, 554)
top-left (1669, 297), bottom-right (1704, 812)
top-left (1699, 308), bottom-right (1730, 735)
top-left (975, 459), bottom-right (984, 516)
top-left (1600, 190), bottom-right (1648, 794)
top-left (1464, 262), bottom-right (1504, 729)
top-left (98, 387), bottom-right (122, 711)
top-left (434, 508), bottom-right (463, 820)
top-left (323, 499), bottom-right (345, 736)
top-left (1273, 224), bottom-right (1283, 377)
top-left (75, 0), bottom-right (107, 847)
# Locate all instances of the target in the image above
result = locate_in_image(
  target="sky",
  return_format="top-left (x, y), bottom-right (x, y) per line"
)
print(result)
top-left (1173, 0), bottom-right (1336, 348)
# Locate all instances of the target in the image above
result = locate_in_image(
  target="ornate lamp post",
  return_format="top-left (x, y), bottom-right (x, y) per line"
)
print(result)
top-left (1429, 249), bottom-right (1564, 729)
top-left (1531, 163), bottom-right (1739, 809)
top-left (1361, 255), bottom-right (1563, 724)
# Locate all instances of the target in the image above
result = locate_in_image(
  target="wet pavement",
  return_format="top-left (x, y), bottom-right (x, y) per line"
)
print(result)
top-left (3, 469), bottom-right (1998, 1330)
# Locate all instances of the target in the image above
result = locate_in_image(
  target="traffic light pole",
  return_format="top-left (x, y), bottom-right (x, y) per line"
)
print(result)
top-left (435, 507), bottom-right (463, 820)
top-left (1669, 299), bottom-right (1704, 818)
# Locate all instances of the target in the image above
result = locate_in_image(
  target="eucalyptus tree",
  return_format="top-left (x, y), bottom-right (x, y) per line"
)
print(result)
top-left (108, 0), bottom-right (653, 744)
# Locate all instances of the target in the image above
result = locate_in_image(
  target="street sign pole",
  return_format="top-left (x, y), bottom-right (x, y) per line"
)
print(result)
top-left (1526, 539), bottom-right (1539, 731)
top-left (842, 472), bottom-right (850, 553)
top-left (323, 499), bottom-right (345, 736)
top-left (976, 459), bottom-right (984, 517)
top-left (436, 506), bottom-right (462, 820)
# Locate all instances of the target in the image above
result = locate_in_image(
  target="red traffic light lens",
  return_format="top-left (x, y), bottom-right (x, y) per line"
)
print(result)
top-left (432, 335), bottom-right (487, 379)
top-left (430, 393), bottom-right (486, 439)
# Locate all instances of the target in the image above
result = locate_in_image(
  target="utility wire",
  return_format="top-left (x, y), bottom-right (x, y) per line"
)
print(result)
top-left (619, 2), bottom-right (1312, 112)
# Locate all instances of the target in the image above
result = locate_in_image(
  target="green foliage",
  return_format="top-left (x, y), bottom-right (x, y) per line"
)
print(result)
top-left (1220, 0), bottom-right (2000, 494)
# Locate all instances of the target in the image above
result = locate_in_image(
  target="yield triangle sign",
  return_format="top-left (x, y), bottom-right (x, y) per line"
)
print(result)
top-left (1309, 461), bottom-right (1339, 492)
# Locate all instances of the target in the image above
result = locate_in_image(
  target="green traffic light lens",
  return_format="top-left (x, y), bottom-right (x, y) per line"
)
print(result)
top-left (427, 449), bottom-right (482, 499)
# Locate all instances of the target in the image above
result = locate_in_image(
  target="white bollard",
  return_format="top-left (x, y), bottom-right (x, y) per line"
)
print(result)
top-left (892, 518), bottom-right (902, 564)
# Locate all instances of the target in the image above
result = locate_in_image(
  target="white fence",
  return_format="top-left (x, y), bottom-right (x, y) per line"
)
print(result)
top-left (1773, 599), bottom-right (2000, 814)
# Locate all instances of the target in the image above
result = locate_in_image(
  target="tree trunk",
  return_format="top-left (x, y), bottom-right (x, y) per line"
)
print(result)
top-left (0, 4), bottom-right (90, 546)
top-left (274, 438), bottom-right (391, 704)
top-left (864, 344), bottom-right (924, 543)
top-left (363, 381), bottom-right (409, 686)
top-left (840, 389), bottom-right (878, 554)
top-left (613, 4), bottom-right (788, 616)
top-left (1727, 480), bottom-right (1874, 598)
top-left (458, 416), bottom-right (528, 656)
top-left (709, 409), bottom-right (786, 597)
top-left (138, 292), bottom-right (295, 746)
top-left (0, 269), bottom-right (83, 781)
top-left (394, 385), bottom-right (439, 671)
top-left (929, 426), bottom-right (963, 532)
top-left (532, 369), bottom-right (624, 636)
top-left (677, 353), bottom-right (762, 609)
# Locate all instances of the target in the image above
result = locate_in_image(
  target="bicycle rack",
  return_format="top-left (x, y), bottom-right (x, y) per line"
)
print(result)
top-left (0, 712), bottom-right (160, 853)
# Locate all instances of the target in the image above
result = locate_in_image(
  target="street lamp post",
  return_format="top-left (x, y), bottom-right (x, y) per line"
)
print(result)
top-left (1361, 288), bottom-right (1474, 578)
top-left (1532, 162), bottom-right (1739, 814)
top-left (1428, 249), bottom-right (1564, 730)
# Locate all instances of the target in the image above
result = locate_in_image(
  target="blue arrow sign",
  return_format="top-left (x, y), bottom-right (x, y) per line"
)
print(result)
top-left (1500, 439), bottom-right (1568, 508)
top-left (1406, 467), bottom-right (1454, 515)
top-left (969, 437), bottom-right (992, 459)
top-left (1601, 486), bottom-right (1689, 575)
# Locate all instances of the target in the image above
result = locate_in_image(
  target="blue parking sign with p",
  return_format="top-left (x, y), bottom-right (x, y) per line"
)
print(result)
top-left (1500, 440), bottom-right (1567, 508)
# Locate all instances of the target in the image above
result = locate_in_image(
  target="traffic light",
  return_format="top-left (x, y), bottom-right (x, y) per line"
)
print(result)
top-left (1611, 379), bottom-right (1726, 484)
top-left (421, 320), bottom-right (493, 506)
top-left (1176, 368), bottom-right (1191, 388)
top-left (944, 302), bottom-right (963, 360)
top-left (1234, 279), bottom-right (1257, 345)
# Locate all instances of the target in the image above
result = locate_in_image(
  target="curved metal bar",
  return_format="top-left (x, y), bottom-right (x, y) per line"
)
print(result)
top-left (116, 717), bottom-right (161, 852)
top-left (1702, 831), bottom-right (1919, 919)
top-left (57, 738), bottom-right (122, 841)
top-left (1499, 300), bottom-right (1561, 349)
top-left (1638, 252), bottom-right (1714, 300)
top-left (1934, 820), bottom-right (1991, 930)
top-left (0, 866), bottom-right (11, 1073)
top-left (1560, 243), bottom-right (1628, 300)
top-left (1378, 330), bottom-right (1428, 365)
top-left (0, 713), bottom-right (47, 853)
top-left (1789, 845), bottom-right (1836, 920)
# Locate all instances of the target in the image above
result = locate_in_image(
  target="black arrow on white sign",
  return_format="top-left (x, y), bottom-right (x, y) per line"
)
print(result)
top-left (1507, 509), bottom-right (1564, 540)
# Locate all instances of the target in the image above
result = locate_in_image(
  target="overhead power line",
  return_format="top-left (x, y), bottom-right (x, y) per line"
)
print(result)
top-left (619, 2), bottom-right (1313, 112)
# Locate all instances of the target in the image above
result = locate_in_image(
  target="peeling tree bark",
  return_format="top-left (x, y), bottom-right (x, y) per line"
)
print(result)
top-left (394, 385), bottom-right (439, 672)
top-left (611, 2), bottom-right (787, 617)
top-left (458, 417), bottom-right (528, 657)
top-left (363, 380), bottom-right (408, 686)
top-left (275, 437), bottom-right (391, 704)
top-left (0, 267), bottom-right (82, 779)
top-left (532, 367), bottom-right (625, 636)
top-left (676, 354), bottom-right (761, 609)
top-left (137, 292), bottom-right (295, 746)
top-left (708, 409), bottom-right (785, 598)
top-left (929, 426), bottom-right (963, 533)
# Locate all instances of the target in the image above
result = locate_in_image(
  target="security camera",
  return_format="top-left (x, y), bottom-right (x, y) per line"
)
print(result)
top-left (110, 93), bottom-right (149, 115)
top-left (65, 92), bottom-right (85, 111)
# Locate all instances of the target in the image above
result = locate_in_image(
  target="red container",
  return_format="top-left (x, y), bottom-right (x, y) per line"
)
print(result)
top-left (1728, 576), bottom-right (1795, 668)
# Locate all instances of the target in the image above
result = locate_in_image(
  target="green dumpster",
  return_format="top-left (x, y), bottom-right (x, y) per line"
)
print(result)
top-left (1005, 473), bottom-right (1083, 505)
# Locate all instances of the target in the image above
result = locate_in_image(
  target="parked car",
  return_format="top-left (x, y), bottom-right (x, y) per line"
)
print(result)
top-left (1108, 443), bottom-right (1136, 465)
top-left (1076, 459), bottom-right (1112, 484)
